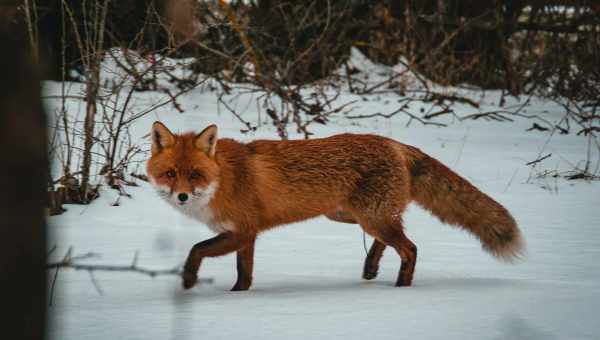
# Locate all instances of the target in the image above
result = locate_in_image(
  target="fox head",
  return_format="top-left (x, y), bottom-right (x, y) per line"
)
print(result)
top-left (146, 122), bottom-right (220, 207)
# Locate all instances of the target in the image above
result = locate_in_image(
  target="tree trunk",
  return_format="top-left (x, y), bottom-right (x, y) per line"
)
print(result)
top-left (0, 28), bottom-right (48, 340)
top-left (80, 66), bottom-right (99, 202)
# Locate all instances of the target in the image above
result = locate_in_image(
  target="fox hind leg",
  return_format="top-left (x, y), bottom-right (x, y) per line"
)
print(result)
top-left (324, 209), bottom-right (387, 280)
top-left (325, 203), bottom-right (416, 285)
top-left (379, 225), bottom-right (417, 287)
top-left (358, 219), bottom-right (417, 287)
top-left (394, 230), bottom-right (417, 287)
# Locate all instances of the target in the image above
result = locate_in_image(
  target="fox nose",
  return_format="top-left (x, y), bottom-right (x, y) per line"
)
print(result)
top-left (177, 193), bottom-right (189, 202)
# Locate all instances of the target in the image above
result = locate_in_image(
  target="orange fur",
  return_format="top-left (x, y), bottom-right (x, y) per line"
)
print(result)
top-left (147, 122), bottom-right (524, 290)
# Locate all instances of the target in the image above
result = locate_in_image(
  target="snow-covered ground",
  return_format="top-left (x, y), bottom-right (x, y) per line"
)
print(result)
top-left (46, 53), bottom-right (600, 340)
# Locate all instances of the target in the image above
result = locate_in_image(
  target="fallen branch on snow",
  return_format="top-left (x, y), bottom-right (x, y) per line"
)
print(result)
top-left (47, 247), bottom-right (214, 305)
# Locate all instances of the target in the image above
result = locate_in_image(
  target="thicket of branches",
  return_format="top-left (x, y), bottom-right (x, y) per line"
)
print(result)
top-left (9, 1), bottom-right (598, 98)
top-left (2, 0), bottom-right (598, 213)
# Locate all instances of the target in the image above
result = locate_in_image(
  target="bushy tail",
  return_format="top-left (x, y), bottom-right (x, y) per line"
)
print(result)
top-left (405, 146), bottom-right (524, 261)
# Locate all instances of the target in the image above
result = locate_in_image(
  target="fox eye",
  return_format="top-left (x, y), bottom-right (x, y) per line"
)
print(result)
top-left (166, 170), bottom-right (176, 178)
top-left (190, 170), bottom-right (202, 180)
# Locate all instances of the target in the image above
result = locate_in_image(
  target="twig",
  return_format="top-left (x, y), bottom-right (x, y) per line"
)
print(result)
top-left (503, 168), bottom-right (519, 193)
top-left (346, 109), bottom-right (402, 120)
top-left (453, 129), bottom-right (469, 167)
top-left (48, 246), bottom-right (73, 306)
top-left (460, 111), bottom-right (514, 122)
top-left (47, 252), bottom-right (210, 280)
top-left (347, 107), bottom-right (447, 127)
top-left (526, 122), bottom-right (550, 132)
top-left (356, 70), bottom-right (409, 95)
top-left (526, 153), bottom-right (552, 166)
top-left (130, 172), bottom-right (149, 182)
top-left (577, 126), bottom-right (600, 136)
top-left (162, 88), bottom-right (185, 113)
top-left (423, 107), bottom-right (453, 120)
top-left (88, 271), bottom-right (104, 296)
top-left (122, 78), bottom-right (208, 125)
top-left (217, 94), bottom-right (257, 133)
top-left (426, 92), bottom-right (480, 109)
top-left (47, 260), bottom-right (205, 278)
top-left (47, 249), bottom-right (214, 305)
top-left (49, 267), bottom-right (60, 306)
top-left (47, 244), bottom-right (58, 257)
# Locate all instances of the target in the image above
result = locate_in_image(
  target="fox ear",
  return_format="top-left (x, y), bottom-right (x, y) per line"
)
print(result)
top-left (194, 124), bottom-right (218, 157)
top-left (151, 121), bottom-right (175, 154)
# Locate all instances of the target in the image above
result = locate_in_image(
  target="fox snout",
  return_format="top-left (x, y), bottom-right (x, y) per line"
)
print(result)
top-left (172, 189), bottom-right (201, 205)
top-left (160, 184), bottom-right (212, 205)
top-left (177, 192), bottom-right (189, 203)
top-left (157, 184), bottom-right (218, 209)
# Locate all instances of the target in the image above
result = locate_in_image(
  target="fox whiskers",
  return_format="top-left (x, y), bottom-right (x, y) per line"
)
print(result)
top-left (155, 188), bottom-right (170, 198)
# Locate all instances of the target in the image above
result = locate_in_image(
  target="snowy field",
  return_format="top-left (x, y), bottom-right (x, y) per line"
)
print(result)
top-left (46, 54), bottom-right (600, 340)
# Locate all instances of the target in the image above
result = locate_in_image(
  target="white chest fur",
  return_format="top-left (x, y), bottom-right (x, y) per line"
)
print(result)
top-left (161, 181), bottom-right (235, 233)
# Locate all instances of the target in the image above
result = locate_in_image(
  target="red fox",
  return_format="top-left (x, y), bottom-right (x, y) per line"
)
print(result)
top-left (147, 122), bottom-right (523, 291)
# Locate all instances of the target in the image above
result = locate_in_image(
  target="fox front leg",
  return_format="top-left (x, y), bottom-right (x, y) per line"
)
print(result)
top-left (231, 237), bottom-right (256, 291)
top-left (182, 231), bottom-right (255, 289)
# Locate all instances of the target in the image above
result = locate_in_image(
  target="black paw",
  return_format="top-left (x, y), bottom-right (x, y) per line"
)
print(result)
top-left (182, 271), bottom-right (198, 289)
top-left (362, 269), bottom-right (378, 280)
top-left (230, 280), bottom-right (251, 291)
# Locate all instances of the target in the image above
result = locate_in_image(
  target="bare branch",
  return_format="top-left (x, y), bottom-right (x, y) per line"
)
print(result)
top-left (47, 249), bottom-right (214, 287)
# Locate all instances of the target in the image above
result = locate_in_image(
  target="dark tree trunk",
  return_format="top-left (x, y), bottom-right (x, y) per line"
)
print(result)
top-left (0, 28), bottom-right (48, 339)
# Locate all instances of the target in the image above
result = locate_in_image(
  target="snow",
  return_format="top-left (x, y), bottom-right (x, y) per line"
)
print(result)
top-left (46, 52), bottom-right (600, 340)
